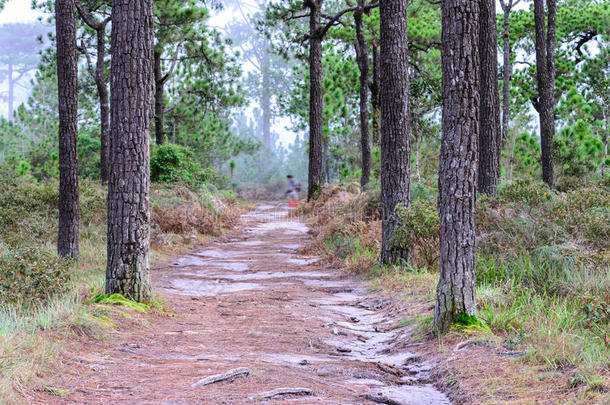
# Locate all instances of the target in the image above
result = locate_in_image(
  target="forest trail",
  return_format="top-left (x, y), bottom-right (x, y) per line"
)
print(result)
top-left (38, 203), bottom-right (450, 405)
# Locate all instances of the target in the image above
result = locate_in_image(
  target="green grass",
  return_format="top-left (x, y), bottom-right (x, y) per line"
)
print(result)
top-left (305, 179), bottom-right (610, 400)
top-left (0, 176), bottom-right (242, 404)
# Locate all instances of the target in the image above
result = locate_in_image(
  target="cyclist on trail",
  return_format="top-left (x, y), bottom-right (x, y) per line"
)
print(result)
top-left (285, 175), bottom-right (300, 201)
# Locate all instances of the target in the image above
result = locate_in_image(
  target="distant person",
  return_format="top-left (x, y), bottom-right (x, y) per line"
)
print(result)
top-left (285, 175), bottom-right (301, 201)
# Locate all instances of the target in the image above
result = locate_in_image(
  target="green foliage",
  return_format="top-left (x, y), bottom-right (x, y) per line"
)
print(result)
top-left (0, 173), bottom-right (59, 245)
top-left (17, 160), bottom-right (31, 176)
top-left (324, 235), bottom-right (359, 260)
top-left (555, 124), bottom-right (602, 177)
top-left (150, 143), bottom-right (204, 186)
top-left (0, 245), bottom-right (71, 307)
top-left (394, 200), bottom-right (439, 268)
top-left (513, 132), bottom-right (541, 177)
top-left (77, 133), bottom-right (101, 180)
top-left (498, 179), bottom-right (552, 206)
top-left (580, 296), bottom-right (610, 331)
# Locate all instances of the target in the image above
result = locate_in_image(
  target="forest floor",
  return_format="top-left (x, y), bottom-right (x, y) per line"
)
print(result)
top-left (29, 203), bottom-right (452, 405)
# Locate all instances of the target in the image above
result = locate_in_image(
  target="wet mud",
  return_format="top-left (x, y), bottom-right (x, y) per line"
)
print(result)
top-left (39, 203), bottom-right (450, 404)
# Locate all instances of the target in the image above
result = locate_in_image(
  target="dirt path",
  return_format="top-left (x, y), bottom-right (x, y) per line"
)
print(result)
top-left (38, 203), bottom-right (450, 404)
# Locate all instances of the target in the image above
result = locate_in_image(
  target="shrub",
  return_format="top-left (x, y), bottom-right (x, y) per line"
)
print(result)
top-left (0, 245), bottom-right (71, 306)
top-left (0, 176), bottom-right (58, 245)
top-left (394, 200), bottom-right (439, 268)
top-left (514, 132), bottom-right (541, 177)
top-left (150, 143), bottom-right (203, 186)
top-left (554, 123), bottom-right (603, 179)
top-left (498, 179), bottom-right (552, 207)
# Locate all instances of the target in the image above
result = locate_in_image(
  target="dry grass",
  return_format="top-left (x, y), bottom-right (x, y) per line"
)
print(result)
top-left (298, 182), bottom-right (381, 273)
top-left (150, 185), bottom-right (242, 248)
top-left (0, 181), bottom-right (244, 404)
top-left (301, 182), bottom-right (610, 404)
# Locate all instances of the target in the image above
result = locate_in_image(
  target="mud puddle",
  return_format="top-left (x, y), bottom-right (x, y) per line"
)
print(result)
top-left (168, 279), bottom-right (262, 296)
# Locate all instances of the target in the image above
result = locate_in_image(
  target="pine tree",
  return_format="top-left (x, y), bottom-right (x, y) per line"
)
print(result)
top-left (533, 0), bottom-right (557, 188)
top-left (75, 1), bottom-right (111, 182)
top-left (477, 0), bottom-right (500, 195)
top-left (56, 0), bottom-right (80, 259)
top-left (106, 0), bottom-right (154, 302)
top-left (434, 0), bottom-right (480, 333)
top-left (379, 0), bottom-right (410, 264)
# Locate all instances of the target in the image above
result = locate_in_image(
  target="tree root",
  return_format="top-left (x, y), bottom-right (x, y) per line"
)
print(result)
top-left (191, 367), bottom-right (250, 387)
top-left (256, 387), bottom-right (313, 399)
top-left (361, 394), bottom-right (402, 405)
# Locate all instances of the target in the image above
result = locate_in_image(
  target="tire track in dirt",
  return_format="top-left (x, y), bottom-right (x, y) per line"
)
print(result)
top-left (38, 203), bottom-right (450, 404)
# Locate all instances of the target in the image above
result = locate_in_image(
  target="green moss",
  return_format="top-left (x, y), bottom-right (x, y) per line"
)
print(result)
top-left (84, 293), bottom-right (151, 313)
top-left (454, 312), bottom-right (492, 334)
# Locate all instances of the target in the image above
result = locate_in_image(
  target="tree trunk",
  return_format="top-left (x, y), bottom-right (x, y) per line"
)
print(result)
top-left (533, 0), bottom-right (556, 188)
top-left (7, 62), bottom-right (14, 121)
top-left (370, 42), bottom-right (380, 146)
top-left (354, 3), bottom-right (370, 189)
top-left (154, 50), bottom-right (165, 145)
top-left (414, 127), bottom-right (421, 183)
top-left (434, 0), bottom-right (480, 333)
top-left (500, 0), bottom-right (516, 147)
top-left (306, 0), bottom-right (324, 200)
top-left (76, 2), bottom-right (110, 182)
top-left (602, 107), bottom-right (609, 179)
top-left (261, 48), bottom-right (272, 149)
top-left (96, 26), bottom-right (110, 183)
top-left (107, 0), bottom-right (154, 302)
top-left (56, 0), bottom-right (80, 259)
top-left (379, 0), bottom-right (411, 265)
top-left (477, 0), bottom-right (500, 195)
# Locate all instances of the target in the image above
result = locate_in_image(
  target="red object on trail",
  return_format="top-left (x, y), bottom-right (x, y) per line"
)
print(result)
top-left (288, 201), bottom-right (298, 208)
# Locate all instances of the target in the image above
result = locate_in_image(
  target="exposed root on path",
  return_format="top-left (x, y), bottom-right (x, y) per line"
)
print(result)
top-left (191, 367), bottom-right (250, 387)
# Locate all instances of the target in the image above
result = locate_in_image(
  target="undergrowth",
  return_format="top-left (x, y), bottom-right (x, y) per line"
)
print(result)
top-left (301, 179), bottom-right (610, 402)
top-left (0, 173), bottom-right (242, 403)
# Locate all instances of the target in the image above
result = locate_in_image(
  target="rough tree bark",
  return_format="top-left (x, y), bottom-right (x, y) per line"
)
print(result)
top-left (533, 0), bottom-right (556, 188)
top-left (379, 0), bottom-right (411, 265)
top-left (354, 0), bottom-right (371, 189)
top-left (370, 40), bottom-right (380, 146)
top-left (56, 0), bottom-right (80, 259)
top-left (434, 0), bottom-right (480, 333)
top-left (603, 107), bottom-right (609, 179)
top-left (477, 0), bottom-right (500, 195)
top-left (76, 1), bottom-right (110, 183)
top-left (499, 0), bottom-right (520, 146)
top-left (107, 0), bottom-right (154, 302)
top-left (303, 0), bottom-right (377, 199)
top-left (154, 44), bottom-right (180, 146)
top-left (154, 50), bottom-right (166, 145)
top-left (305, 0), bottom-right (324, 200)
